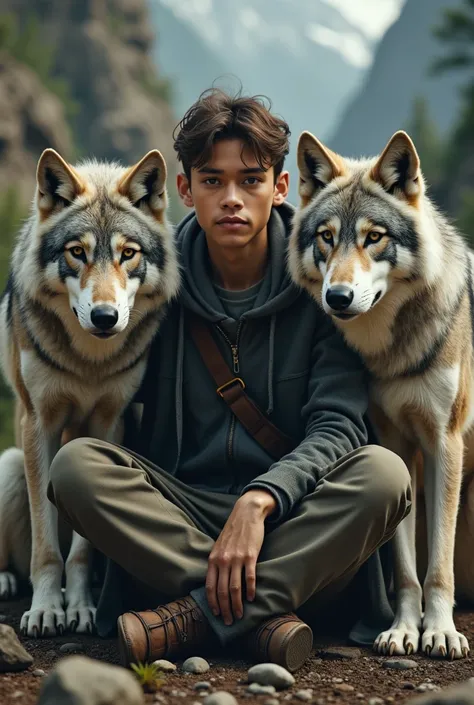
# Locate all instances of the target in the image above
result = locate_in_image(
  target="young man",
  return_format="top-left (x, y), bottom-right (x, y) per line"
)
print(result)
top-left (48, 89), bottom-right (411, 671)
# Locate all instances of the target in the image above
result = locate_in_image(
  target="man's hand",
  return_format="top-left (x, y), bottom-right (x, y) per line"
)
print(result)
top-left (206, 489), bottom-right (276, 626)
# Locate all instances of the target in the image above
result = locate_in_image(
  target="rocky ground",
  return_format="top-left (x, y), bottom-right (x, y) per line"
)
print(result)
top-left (1, 597), bottom-right (474, 704)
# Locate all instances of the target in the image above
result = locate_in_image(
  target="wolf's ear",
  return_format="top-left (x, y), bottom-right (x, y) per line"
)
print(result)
top-left (36, 149), bottom-right (85, 219)
top-left (118, 150), bottom-right (167, 222)
top-left (371, 131), bottom-right (422, 202)
top-left (297, 131), bottom-right (344, 206)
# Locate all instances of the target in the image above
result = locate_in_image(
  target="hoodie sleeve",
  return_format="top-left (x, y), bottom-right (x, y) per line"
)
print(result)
top-left (241, 317), bottom-right (369, 523)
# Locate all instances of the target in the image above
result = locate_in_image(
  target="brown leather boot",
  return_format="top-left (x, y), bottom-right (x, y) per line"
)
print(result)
top-left (246, 613), bottom-right (313, 672)
top-left (117, 596), bottom-right (214, 666)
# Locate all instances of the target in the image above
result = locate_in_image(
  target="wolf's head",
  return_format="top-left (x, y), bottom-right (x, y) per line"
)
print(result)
top-left (18, 148), bottom-right (180, 339)
top-left (289, 130), bottom-right (433, 323)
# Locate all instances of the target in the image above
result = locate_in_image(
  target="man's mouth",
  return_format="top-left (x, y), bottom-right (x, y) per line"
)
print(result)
top-left (216, 216), bottom-right (248, 229)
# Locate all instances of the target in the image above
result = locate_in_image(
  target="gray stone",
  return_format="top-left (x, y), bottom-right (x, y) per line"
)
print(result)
top-left (0, 624), bottom-right (34, 673)
top-left (11, 691), bottom-right (23, 699)
top-left (59, 642), bottom-right (85, 654)
top-left (37, 655), bottom-right (144, 704)
top-left (152, 659), bottom-right (177, 673)
top-left (334, 684), bottom-right (355, 694)
top-left (204, 692), bottom-right (238, 705)
top-left (417, 683), bottom-right (440, 693)
top-left (247, 683), bottom-right (277, 695)
top-left (368, 699), bottom-right (384, 705)
top-left (183, 657), bottom-right (211, 674)
top-left (383, 658), bottom-right (418, 670)
top-left (319, 647), bottom-right (361, 660)
top-left (402, 682), bottom-right (416, 690)
top-left (248, 664), bottom-right (295, 690)
top-left (194, 682), bottom-right (212, 691)
top-left (33, 669), bottom-right (47, 677)
top-left (295, 690), bottom-right (313, 701)
top-left (409, 680), bottom-right (474, 704)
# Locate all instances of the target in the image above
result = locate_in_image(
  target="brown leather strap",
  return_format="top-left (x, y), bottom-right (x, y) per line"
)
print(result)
top-left (188, 313), bottom-right (294, 460)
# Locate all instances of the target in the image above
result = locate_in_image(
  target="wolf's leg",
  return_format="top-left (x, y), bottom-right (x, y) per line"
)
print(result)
top-left (0, 448), bottom-right (30, 598)
top-left (374, 454), bottom-right (422, 656)
top-left (421, 433), bottom-right (469, 659)
top-left (20, 415), bottom-right (65, 637)
top-left (63, 413), bottom-right (119, 634)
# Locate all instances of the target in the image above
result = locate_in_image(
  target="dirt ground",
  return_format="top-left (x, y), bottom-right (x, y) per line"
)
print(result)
top-left (1, 597), bottom-right (474, 705)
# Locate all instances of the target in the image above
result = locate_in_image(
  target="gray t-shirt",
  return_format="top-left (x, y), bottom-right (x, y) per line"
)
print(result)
top-left (213, 279), bottom-right (263, 320)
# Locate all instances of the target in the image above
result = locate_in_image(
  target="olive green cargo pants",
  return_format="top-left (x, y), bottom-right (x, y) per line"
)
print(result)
top-left (48, 439), bottom-right (411, 644)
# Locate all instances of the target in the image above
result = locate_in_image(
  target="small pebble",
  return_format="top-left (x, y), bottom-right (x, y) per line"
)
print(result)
top-left (154, 696), bottom-right (167, 703)
top-left (183, 657), bottom-right (211, 674)
top-left (248, 664), bottom-right (295, 690)
top-left (368, 699), bottom-right (384, 705)
top-left (383, 658), bottom-right (417, 670)
top-left (204, 692), bottom-right (238, 705)
top-left (59, 642), bottom-right (84, 654)
top-left (416, 683), bottom-right (439, 692)
top-left (402, 682), bottom-right (415, 690)
top-left (153, 659), bottom-right (177, 673)
top-left (264, 700), bottom-right (280, 705)
top-left (332, 677), bottom-right (343, 684)
top-left (319, 646), bottom-right (361, 660)
top-left (334, 684), bottom-right (355, 694)
top-left (295, 690), bottom-right (313, 702)
top-left (11, 692), bottom-right (23, 699)
top-left (32, 668), bottom-right (46, 677)
top-left (247, 683), bottom-right (277, 695)
top-left (386, 698), bottom-right (395, 703)
top-left (195, 682), bottom-right (212, 691)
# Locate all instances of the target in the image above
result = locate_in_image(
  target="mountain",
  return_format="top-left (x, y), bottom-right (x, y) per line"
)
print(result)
top-left (329, 0), bottom-right (466, 157)
top-left (149, 0), bottom-right (404, 200)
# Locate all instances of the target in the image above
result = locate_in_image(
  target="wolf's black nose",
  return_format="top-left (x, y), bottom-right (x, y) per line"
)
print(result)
top-left (326, 285), bottom-right (354, 311)
top-left (90, 305), bottom-right (119, 330)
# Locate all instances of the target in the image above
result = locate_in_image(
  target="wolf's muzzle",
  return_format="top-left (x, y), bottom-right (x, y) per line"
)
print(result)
top-left (325, 285), bottom-right (354, 311)
top-left (90, 305), bottom-right (119, 331)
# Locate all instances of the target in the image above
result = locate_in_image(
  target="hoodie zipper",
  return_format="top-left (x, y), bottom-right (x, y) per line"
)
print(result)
top-left (216, 322), bottom-right (244, 471)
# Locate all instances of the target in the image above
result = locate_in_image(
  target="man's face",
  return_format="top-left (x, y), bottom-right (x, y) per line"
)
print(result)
top-left (177, 139), bottom-right (289, 250)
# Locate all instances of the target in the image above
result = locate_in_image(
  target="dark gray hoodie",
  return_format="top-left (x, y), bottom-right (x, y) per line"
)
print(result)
top-left (137, 202), bottom-right (369, 522)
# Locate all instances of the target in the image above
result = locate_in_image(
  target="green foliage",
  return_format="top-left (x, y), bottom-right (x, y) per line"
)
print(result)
top-left (457, 188), bottom-right (474, 242)
top-left (0, 12), bottom-right (77, 119)
top-left (405, 96), bottom-right (445, 186)
top-left (130, 662), bottom-right (166, 693)
top-left (431, 0), bottom-right (474, 74)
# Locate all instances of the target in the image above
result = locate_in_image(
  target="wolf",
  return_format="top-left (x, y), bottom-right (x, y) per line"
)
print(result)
top-left (0, 147), bottom-right (180, 637)
top-left (288, 129), bottom-right (474, 660)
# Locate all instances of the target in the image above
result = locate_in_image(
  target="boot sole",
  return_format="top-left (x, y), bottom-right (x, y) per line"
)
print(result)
top-left (117, 615), bottom-right (134, 668)
top-left (279, 623), bottom-right (313, 672)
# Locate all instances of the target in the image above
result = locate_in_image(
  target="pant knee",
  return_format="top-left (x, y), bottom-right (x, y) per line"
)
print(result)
top-left (357, 445), bottom-right (412, 514)
top-left (49, 437), bottom-right (102, 511)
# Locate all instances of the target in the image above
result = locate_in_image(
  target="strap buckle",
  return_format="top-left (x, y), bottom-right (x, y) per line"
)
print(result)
top-left (216, 377), bottom-right (246, 397)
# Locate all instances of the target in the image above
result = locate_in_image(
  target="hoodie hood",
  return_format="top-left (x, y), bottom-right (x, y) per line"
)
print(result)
top-left (176, 201), bottom-right (300, 323)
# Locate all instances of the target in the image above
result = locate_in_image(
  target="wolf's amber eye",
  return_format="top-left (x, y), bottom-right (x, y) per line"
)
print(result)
top-left (121, 248), bottom-right (136, 261)
top-left (320, 230), bottom-right (334, 244)
top-left (366, 231), bottom-right (384, 244)
top-left (71, 246), bottom-right (85, 258)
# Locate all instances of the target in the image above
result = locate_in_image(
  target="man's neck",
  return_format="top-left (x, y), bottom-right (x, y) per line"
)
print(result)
top-left (208, 227), bottom-right (269, 291)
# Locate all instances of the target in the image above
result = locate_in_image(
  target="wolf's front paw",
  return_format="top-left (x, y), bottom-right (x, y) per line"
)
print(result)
top-left (66, 603), bottom-right (97, 634)
top-left (421, 619), bottom-right (469, 659)
top-left (374, 624), bottom-right (420, 656)
top-left (20, 601), bottom-right (66, 637)
top-left (0, 571), bottom-right (17, 599)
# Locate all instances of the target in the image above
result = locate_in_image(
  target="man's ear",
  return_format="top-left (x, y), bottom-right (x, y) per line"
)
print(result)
top-left (118, 150), bottom-right (168, 222)
top-left (370, 131), bottom-right (423, 203)
top-left (36, 149), bottom-right (85, 220)
top-left (273, 170), bottom-right (289, 206)
top-left (297, 131), bottom-right (345, 207)
top-left (177, 173), bottom-right (194, 208)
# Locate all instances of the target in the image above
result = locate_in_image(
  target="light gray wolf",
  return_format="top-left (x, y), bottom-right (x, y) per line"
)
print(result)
top-left (0, 147), bottom-right (180, 637)
top-left (288, 128), bottom-right (474, 660)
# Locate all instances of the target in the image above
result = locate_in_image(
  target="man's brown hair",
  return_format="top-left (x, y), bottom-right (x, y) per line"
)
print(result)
top-left (173, 88), bottom-right (290, 182)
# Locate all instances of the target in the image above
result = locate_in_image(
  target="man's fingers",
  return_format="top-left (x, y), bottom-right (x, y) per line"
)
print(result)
top-left (245, 558), bottom-right (257, 602)
top-left (230, 564), bottom-right (243, 620)
top-left (205, 563), bottom-right (219, 616)
top-left (217, 564), bottom-right (232, 626)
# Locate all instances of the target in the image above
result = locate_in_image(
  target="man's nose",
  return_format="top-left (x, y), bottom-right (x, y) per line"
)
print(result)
top-left (221, 185), bottom-right (243, 209)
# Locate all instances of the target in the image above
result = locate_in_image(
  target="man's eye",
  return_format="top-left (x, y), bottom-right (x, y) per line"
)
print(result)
top-left (244, 177), bottom-right (260, 185)
top-left (204, 178), bottom-right (219, 185)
